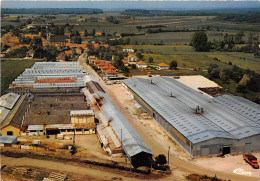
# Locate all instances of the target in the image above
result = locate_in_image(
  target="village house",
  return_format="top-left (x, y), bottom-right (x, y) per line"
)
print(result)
top-left (128, 54), bottom-right (138, 65)
top-left (123, 46), bottom-right (134, 53)
top-left (101, 64), bottom-right (116, 73)
top-left (88, 55), bottom-right (96, 64)
top-left (64, 32), bottom-right (71, 37)
top-left (95, 32), bottom-right (102, 37)
top-left (48, 33), bottom-right (70, 44)
top-left (123, 59), bottom-right (129, 66)
top-left (56, 54), bottom-right (65, 62)
top-left (105, 69), bottom-right (117, 77)
top-left (26, 49), bottom-right (35, 59)
top-left (157, 63), bottom-right (169, 70)
top-left (65, 50), bottom-right (73, 57)
top-left (79, 31), bottom-right (85, 36)
top-left (137, 61), bottom-right (148, 68)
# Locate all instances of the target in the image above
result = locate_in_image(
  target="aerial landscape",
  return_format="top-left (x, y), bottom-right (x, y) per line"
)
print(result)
top-left (0, 1), bottom-right (260, 181)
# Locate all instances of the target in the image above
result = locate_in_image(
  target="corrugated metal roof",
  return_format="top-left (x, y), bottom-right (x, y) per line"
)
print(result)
top-left (70, 110), bottom-right (94, 116)
top-left (0, 107), bottom-right (10, 122)
top-left (98, 91), bottom-right (152, 157)
top-left (11, 62), bottom-right (85, 88)
top-left (0, 135), bottom-right (17, 144)
top-left (28, 125), bottom-right (43, 130)
top-left (0, 93), bottom-right (20, 109)
top-left (123, 77), bottom-right (260, 144)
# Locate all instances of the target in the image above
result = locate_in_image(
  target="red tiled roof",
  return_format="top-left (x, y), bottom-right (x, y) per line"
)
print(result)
top-left (65, 50), bottom-right (73, 55)
top-left (56, 54), bottom-right (65, 60)
top-left (101, 65), bottom-right (116, 70)
top-left (105, 69), bottom-right (116, 74)
top-left (35, 77), bottom-right (76, 84)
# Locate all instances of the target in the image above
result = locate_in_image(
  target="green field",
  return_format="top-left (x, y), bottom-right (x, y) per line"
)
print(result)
top-left (133, 45), bottom-right (260, 73)
top-left (1, 59), bottom-right (40, 95)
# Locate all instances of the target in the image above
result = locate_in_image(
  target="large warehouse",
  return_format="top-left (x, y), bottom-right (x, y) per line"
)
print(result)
top-left (123, 76), bottom-right (260, 157)
top-left (10, 62), bottom-right (85, 89)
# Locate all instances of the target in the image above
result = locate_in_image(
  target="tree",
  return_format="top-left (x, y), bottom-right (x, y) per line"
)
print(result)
top-left (155, 154), bottom-right (167, 165)
top-left (169, 60), bottom-right (178, 70)
top-left (148, 57), bottom-right (154, 64)
top-left (72, 36), bottom-right (82, 44)
top-left (191, 31), bottom-right (210, 51)
top-left (208, 64), bottom-right (219, 74)
top-left (136, 52), bottom-right (143, 60)
top-left (84, 29), bottom-right (89, 37)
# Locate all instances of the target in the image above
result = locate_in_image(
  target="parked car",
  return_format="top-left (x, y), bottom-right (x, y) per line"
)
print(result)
top-left (243, 154), bottom-right (259, 169)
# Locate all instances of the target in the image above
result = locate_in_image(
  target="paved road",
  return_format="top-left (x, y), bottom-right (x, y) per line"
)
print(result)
top-left (78, 53), bottom-right (259, 181)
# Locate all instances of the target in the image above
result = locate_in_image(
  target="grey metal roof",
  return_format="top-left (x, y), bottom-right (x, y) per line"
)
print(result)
top-left (98, 91), bottom-right (152, 157)
top-left (0, 135), bottom-right (17, 144)
top-left (0, 93), bottom-right (20, 109)
top-left (11, 62), bottom-right (86, 88)
top-left (123, 77), bottom-right (260, 144)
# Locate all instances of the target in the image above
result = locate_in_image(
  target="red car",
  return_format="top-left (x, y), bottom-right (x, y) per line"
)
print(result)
top-left (243, 154), bottom-right (259, 169)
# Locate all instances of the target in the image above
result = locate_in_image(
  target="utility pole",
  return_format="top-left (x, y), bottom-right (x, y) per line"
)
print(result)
top-left (168, 146), bottom-right (170, 166)
top-left (73, 129), bottom-right (76, 147)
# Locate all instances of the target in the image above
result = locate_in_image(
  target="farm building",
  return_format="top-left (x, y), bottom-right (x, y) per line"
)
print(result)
top-left (84, 76), bottom-right (153, 168)
top-left (0, 135), bottom-right (18, 146)
top-left (136, 61), bottom-right (147, 68)
top-left (157, 63), bottom-right (169, 70)
top-left (10, 62), bottom-right (85, 89)
top-left (123, 76), bottom-right (260, 157)
top-left (0, 93), bottom-right (28, 136)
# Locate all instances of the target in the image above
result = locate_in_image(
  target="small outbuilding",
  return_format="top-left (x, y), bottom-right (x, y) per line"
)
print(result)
top-left (0, 135), bottom-right (18, 146)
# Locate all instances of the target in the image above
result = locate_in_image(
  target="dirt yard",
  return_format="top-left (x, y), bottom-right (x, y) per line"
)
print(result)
top-left (191, 153), bottom-right (260, 179)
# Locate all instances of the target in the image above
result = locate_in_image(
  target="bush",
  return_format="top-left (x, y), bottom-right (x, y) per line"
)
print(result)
top-left (169, 60), bottom-right (177, 70)
top-left (155, 154), bottom-right (167, 165)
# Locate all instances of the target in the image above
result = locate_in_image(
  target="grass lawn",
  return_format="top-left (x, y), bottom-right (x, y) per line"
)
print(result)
top-left (1, 59), bottom-right (41, 95)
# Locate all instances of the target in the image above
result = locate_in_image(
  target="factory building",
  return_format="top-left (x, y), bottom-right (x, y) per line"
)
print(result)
top-left (123, 77), bottom-right (260, 157)
top-left (20, 88), bottom-right (96, 137)
top-left (10, 62), bottom-right (85, 90)
top-left (84, 76), bottom-right (153, 168)
top-left (0, 93), bottom-right (28, 136)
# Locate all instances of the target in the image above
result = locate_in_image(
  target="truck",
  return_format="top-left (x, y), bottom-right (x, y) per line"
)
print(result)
top-left (243, 154), bottom-right (259, 169)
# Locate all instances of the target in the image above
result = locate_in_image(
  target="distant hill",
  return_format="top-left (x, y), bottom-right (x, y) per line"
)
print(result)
top-left (122, 8), bottom-right (260, 17)
top-left (2, 8), bottom-right (103, 14)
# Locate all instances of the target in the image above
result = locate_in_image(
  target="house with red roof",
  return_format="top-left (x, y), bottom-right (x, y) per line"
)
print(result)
top-left (105, 69), bottom-right (117, 77)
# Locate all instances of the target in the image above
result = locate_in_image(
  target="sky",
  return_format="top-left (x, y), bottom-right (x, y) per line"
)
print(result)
top-left (2, 1), bottom-right (260, 11)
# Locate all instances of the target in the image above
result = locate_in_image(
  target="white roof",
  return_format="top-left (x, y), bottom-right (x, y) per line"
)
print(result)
top-left (70, 110), bottom-right (94, 116)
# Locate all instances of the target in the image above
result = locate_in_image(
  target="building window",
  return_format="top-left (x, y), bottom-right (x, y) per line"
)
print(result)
top-left (7, 131), bottom-right (13, 135)
top-left (84, 129), bottom-right (89, 131)
top-left (76, 129), bottom-right (82, 132)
